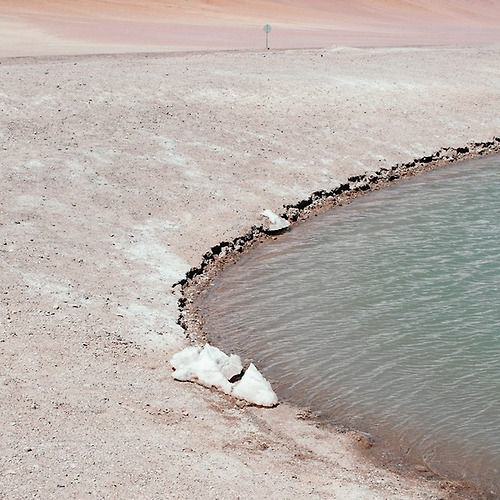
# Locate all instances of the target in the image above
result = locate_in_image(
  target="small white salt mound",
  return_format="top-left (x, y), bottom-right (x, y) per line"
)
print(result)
top-left (170, 345), bottom-right (201, 370)
top-left (170, 344), bottom-right (242, 395)
top-left (195, 348), bottom-right (233, 394)
top-left (172, 347), bottom-right (232, 395)
top-left (171, 345), bottom-right (277, 407)
top-left (202, 344), bottom-right (243, 380)
top-left (232, 363), bottom-right (278, 407)
top-left (222, 354), bottom-right (244, 380)
top-left (262, 209), bottom-right (290, 232)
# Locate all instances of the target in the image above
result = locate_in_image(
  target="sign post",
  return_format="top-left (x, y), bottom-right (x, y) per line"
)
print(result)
top-left (263, 24), bottom-right (271, 50)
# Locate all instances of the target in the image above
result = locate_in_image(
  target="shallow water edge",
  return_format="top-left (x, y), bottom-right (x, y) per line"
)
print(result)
top-left (175, 138), bottom-right (500, 500)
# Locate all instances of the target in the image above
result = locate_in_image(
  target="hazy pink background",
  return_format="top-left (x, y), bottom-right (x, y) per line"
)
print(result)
top-left (1, 1), bottom-right (500, 56)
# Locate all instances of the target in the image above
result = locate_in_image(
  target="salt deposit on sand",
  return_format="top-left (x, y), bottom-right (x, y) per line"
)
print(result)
top-left (171, 344), bottom-right (278, 407)
top-left (1, 1), bottom-right (500, 498)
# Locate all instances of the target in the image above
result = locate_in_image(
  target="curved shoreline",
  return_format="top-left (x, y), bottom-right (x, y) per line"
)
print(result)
top-left (176, 139), bottom-right (500, 500)
top-left (3, 42), bottom-right (500, 499)
top-left (176, 138), bottom-right (500, 302)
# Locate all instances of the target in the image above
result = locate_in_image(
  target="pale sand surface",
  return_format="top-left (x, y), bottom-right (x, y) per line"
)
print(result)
top-left (2, 0), bottom-right (500, 56)
top-left (2, 2), bottom-right (500, 499)
top-left (2, 44), bottom-right (500, 499)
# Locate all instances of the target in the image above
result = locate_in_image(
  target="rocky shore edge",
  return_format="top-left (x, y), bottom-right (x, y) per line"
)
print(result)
top-left (172, 138), bottom-right (499, 500)
top-left (175, 138), bottom-right (500, 340)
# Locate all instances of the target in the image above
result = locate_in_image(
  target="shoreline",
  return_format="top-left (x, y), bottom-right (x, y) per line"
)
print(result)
top-left (177, 140), bottom-right (500, 500)
top-left (177, 138), bottom-right (500, 299)
top-left (2, 44), bottom-right (500, 499)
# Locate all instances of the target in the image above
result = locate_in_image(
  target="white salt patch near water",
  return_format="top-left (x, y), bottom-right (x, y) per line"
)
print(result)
top-left (232, 363), bottom-right (278, 407)
top-left (171, 345), bottom-right (201, 370)
top-left (171, 344), bottom-right (277, 407)
top-left (201, 344), bottom-right (243, 381)
top-left (262, 209), bottom-right (290, 232)
top-left (171, 344), bottom-right (233, 394)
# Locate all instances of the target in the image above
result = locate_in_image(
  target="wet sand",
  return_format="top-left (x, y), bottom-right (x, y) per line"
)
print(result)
top-left (1, 1), bottom-right (500, 499)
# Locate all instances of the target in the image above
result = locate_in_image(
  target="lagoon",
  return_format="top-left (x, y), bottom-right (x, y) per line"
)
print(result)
top-left (202, 155), bottom-right (500, 496)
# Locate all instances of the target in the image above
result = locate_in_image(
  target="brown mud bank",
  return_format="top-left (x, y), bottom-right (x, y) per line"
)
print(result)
top-left (176, 138), bottom-right (500, 500)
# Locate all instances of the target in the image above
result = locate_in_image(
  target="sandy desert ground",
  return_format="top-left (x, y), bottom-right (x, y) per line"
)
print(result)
top-left (1, 1), bottom-right (500, 499)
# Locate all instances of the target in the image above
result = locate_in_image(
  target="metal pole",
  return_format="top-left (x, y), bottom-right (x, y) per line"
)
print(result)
top-left (263, 25), bottom-right (271, 50)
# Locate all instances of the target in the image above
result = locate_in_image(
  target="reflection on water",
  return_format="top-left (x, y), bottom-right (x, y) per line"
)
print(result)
top-left (201, 155), bottom-right (500, 497)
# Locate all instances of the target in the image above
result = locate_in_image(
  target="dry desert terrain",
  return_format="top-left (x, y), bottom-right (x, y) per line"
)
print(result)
top-left (1, 1), bottom-right (500, 499)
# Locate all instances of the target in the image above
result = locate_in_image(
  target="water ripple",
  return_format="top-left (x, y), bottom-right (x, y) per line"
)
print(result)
top-left (203, 155), bottom-right (500, 496)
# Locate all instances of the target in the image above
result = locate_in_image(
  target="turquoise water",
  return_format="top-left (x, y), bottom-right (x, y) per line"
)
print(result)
top-left (201, 155), bottom-right (500, 496)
